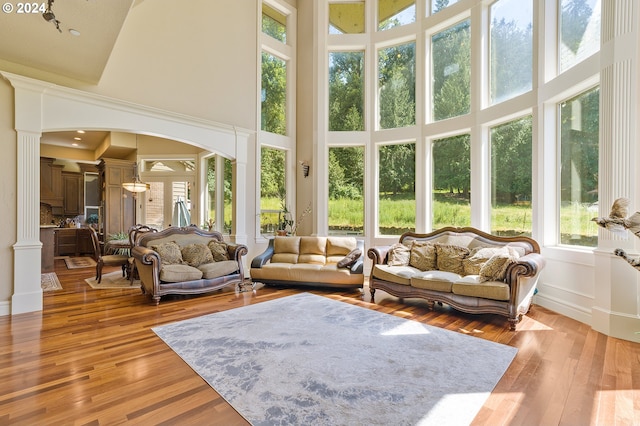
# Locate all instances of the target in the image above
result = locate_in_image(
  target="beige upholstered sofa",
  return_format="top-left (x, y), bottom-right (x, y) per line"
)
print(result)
top-left (250, 236), bottom-right (365, 288)
top-left (132, 226), bottom-right (248, 304)
top-left (368, 227), bottom-right (545, 330)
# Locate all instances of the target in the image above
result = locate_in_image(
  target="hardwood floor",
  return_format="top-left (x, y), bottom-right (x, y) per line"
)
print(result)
top-left (1, 259), bottom-right (638, 425)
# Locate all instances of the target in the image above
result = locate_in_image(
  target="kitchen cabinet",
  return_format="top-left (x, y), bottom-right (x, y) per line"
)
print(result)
top-left (40, 158), bottom-right (64, 207)
top-left (62, 172), bottom-right (84, 216)
top-left (98, 159), bottom-right (135, 239)
top-left (54, 228), bottom-right (95, 257)
top-left (40, 227), bottom-right (55, 272)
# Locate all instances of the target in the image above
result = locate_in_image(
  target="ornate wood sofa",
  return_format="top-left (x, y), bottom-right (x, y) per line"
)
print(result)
top-left (250, 236), bottom-right (365, 289)
top-left (367, 227), bottom-right (545, 330)
top-left (131, 226), bottom-right (248, 304)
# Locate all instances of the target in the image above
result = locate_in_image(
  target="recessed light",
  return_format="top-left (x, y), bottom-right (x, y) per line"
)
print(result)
top-left (71, 143), bottom-right (79, 147)
top-left (69, 29), bottom-right (81, 36)
top-left (74, 137), bottom-right (82, 141)
top-left (77, 130), bottom-right (85, 134)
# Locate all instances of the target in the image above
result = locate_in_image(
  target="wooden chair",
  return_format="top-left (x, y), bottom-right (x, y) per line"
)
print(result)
top-left (127, 224), bottom-right (157, 283)
top-left (89, 227), bottom-right (130, 283)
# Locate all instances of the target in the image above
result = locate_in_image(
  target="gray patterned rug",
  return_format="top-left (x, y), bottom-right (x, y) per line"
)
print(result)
top-left (152, 293), bottom-right (517, 425)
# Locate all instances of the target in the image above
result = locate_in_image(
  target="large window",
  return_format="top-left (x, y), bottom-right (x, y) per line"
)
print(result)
top-left (432, 135), bottom-right (470, 229)
top-left (491, 117), bottom-right (533, 236)
top-left (559, 87), bottom-right (599, 247)
top-left (262, 4), bottom-right (287, 42)
top-left (329, 146), bottom-right (364, 235)
top-left (432, 20), bottom-right (470, 121)
top-left (378, 143), bottom-right (415, 235)
top-left (490, 0), bottom-right (532, 105)
top-left (378, 41), bottom-right (416, 129)
top-left (378, 0), bottom-right (415, 31)
top-left (329, 51), bottom-right (364, 131)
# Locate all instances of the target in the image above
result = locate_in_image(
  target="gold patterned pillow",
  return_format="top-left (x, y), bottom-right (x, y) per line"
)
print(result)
top-left (181, 243), bottom-right (214, 267)
top-left (150, 241), bottom-right (183, 265)
top-left (387, 243), bottom-right (411, 266)
top-left (435, 244), bottom-right (470, 275)
top-left (409, 241), bottom-right (437, 271)
top-left (479, 246), bottom-right (521, 282)
top-left (207, 240), bottom-right (230, 261)
top-left (463, 246), bottom-right (504, 275)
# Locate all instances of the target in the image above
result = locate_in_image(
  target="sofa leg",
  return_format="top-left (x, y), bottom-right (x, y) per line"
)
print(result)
top-left (425, 300), bottom-right (435, 310)
top-left (152, 296), bottom-right (161, 305)
top-left (508, 315), bottom-right (521, 331)
top-left (370, 287), bottom-right (376, 303)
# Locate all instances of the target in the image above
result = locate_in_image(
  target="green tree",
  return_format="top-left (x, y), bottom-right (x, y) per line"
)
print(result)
top-left (432, 20), bottom-right (471, 121)
top-left (561, 0), bottom-right (593, 53)
top-left (261, 52), bottom-right (286, 135)
top-left (379, 144), bottom-right (415, 196)
top-left (491, 17), bottom-right (532, 103)
top-left (261, 147), bottom-right (286, 199)
top-left (433, 135), bottom-right (471, 197)
top-left (379, 42), bottom-right (415, 129)
top-left (491, 117), bottom-right (532, 203)
top-left (328, 147), bottom-right (364, 199)
top-left (329, 52), bottom-right (364, 131)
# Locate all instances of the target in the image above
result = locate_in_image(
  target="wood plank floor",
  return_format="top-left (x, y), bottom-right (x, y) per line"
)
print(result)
top-left (0, 259), bottom-right (638, 425)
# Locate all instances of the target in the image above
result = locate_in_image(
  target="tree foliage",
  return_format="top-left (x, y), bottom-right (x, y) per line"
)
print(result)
top-left (261, 52), bottom-right (286, 135)
top-left (561, 0), bottom-right (594, 53)
top-left (329, 147), bottom-right (364, 200)
top-left (379, 42), bottom-right (416, 129)
top-left (379, 144), bottom-right (415, 195)
top-left (491, 117), bottom-right (532, 203)
top-left (433, 135), bottom-right (470, 197)
top-left (329, 52), bottom-right (364, 131)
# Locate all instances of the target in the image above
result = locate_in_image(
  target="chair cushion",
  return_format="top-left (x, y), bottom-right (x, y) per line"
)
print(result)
top-left (372, 264), bottom-right (419, 286)
top-left (181, 243), bottom-right (214, 267)
top-left (452, 278), bottom-right (511, 301)
top-left (198, 260), bottom-right (239, 279)
top-left (208, 240), bottom-right (230, 261)
top-left (159, 264), bottom-right (203, 282)
top-left (410, 270), bottom-right (460, 292)
top-left (150, 241), bottom-right (183, 265)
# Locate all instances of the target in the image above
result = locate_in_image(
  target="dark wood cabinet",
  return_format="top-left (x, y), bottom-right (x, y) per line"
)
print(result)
top-left (62, 172), bottom-right (84, 216)
top-left (54, 228), bottom-right (95, 257)
top-left (40, 227), bottom-right (55, 272)
top-left (40, 158), bottom-right (64, 207)
top-left (98, 159), bottom-right (135, 238)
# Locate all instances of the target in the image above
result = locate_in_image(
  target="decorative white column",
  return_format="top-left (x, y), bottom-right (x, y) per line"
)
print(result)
top-left (592, 0), bottom-right (640, 342)
top-left (6, 75), bottom-right (45, 313)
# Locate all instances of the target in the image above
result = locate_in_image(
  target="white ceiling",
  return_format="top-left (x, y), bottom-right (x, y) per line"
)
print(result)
top-left (0, 0), bottom-right (141, 156)
top-left (0, 0), bottom-right (135, 83)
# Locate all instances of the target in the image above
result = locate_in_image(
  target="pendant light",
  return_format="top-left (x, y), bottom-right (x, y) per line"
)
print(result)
top-left (122, 135), bottom-right (150, 193)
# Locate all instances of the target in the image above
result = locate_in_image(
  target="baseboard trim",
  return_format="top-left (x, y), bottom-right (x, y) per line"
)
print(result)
top-left (534, 293), bottom-right (592, 326)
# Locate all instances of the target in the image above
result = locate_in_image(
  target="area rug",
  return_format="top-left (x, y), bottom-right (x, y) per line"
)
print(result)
top-left (84, 271), bottom-right (140, 289)
top-left (65, 257), bottom-right (97, 269)
top-left (152, 293), bottom-right (518, 425)
top-left (41, 272), bottom-right (62, 291)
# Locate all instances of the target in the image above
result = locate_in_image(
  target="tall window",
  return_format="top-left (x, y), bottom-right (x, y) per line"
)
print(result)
top-left (260, 147), bottom-right (286, 235)
top-left (432, 20), bottom-right (471, 121)
top-left (261, 52), bottom-right (287, 135)
top-left (206, 156), bottom-right (216, 229)
top-left (378, 143), bottom-right (416, 235)
top-left (223, 158), bottom-right (233, 234)
top-left (559, 87), bottom-right (599, 247)
top-left (329, 146), bottom-right (364, 235)
top-left (490, 0), bottom-right (532, 104)
top-left (432, 135), bottom-right (471, 229)
top-left (329, 51), bottom-right (364, 131)
top-left (378, 42), bottom-right (416, 129)
top-left (491, 117), bottom-right (533, 236)
top-left (559, 0), bottom-right (601, 72)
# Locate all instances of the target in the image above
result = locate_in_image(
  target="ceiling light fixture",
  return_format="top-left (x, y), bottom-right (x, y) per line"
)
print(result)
top-left (122, 135), bottom-right (150, 193)
top-left (69, 29), bottom-right (81, 36)
top-left (42, 0), bottom-right (62, 33)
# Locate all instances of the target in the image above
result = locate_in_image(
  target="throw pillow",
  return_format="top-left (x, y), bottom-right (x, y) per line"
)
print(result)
top-left (207, 240), bottom-right (230, 262)
top-left (337, 248), bottom-right (362, 268)
top-left (150, 241), bottom-right (183, 265)
top-left (409, 241), bottom-right (437, 271)
top-left (463, 246), bottom-right (504, 275)
top-left (387, 243), bottom-right (411, 266)
top-left (435, 243), bottom-right (470, 275)
top-left (181, 243), bottom-right (214, 267)
top-left (479, 246), bottom-right (521, 282)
